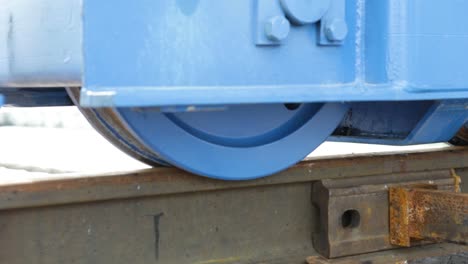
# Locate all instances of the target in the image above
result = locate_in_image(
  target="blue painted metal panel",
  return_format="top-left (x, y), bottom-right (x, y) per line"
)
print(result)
top-left (405, 100), bottom-right (468, 144)
top-left (332, 101), bottom-right (435, 141)
top-left (0, 88), bottom-right (73, 107)
top-left (81, 0), bottom-right (468, 107)
top-left (1, 0), bottom-right (468, 107)
top-left (387, 1), bottom-right (468, 93)
top-left (0, 0), bottom-right (81, 87)
top-left (0, 0), bottom-right (467, 179)
top-left (331, 100), bottom-right (468, 145)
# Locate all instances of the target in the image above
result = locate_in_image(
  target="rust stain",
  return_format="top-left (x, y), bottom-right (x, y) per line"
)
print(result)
top-left (0, 167), bottom-right (197, 193)
top-left (389, 184), bottom-right (468, 247)
top-left (451, 169), bottom-right (462, 193)
top-left (454, 125), bottom-right (468, 143)
top-left (389, 187), bottom-right (411, 247)
top-left (306, 256), bottom-right (328, 264)
top-left (194, 257), bottom-right (241, 264)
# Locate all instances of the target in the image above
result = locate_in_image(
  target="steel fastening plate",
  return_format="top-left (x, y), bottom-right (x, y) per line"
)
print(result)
top-left (389, 176), bottom-right (468, 247)
top-left (311, 170), bottom-right (457, 258)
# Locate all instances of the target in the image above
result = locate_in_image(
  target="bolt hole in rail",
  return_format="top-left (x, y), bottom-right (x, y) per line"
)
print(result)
top-left (0, 0), bottom-right (468, 180)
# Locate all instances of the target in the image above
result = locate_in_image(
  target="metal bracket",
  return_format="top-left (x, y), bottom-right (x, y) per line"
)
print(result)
top-left (255, 0), bottom-right (348, 46)
top-left (389, 173), bottom-right (468, 247)
top-left (311, 171), bottom-right (459, 258)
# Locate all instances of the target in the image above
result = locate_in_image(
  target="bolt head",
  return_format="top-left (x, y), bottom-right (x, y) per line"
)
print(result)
top-left (265, 16), bottom-right (291, 42)
top-left (325, 19), bottom-right (348, 41)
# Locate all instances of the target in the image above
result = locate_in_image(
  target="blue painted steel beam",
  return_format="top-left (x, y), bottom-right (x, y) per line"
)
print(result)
top-left (80, 0), bottom-right (468, 107)
top-left (0, 0), bottom-right (467, 180)
top-left (0, 0), bottom-right (81, 88)
top-left (0, 88), bottom-right (73, 107)
top-left (331, 100), bottom-right (468, 145)
top-left (0, 0), bottom-right (467, 108)
top-left (0, 0), bottom-right (466, 150)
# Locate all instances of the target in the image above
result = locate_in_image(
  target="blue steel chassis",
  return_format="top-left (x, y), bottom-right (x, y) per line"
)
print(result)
top-left (0, 0), bottom-right (467, 179)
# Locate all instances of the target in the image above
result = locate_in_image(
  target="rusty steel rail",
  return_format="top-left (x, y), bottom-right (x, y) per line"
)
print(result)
top-left (311, 170), bottom-right (458, 258)
top-left (0, 147), bottom-right (467, 263)
top-left (390, 184), bottom-right (468, 247)
top-left (1, 147), bottom-right (467, 211)
top-left (307, 243), bottom-right (468, 264)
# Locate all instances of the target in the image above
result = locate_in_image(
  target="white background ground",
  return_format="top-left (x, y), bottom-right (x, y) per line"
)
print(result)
top-left (0, 107), bottom-right (450, 185)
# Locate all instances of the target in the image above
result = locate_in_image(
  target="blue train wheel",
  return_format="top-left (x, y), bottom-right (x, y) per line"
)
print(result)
top-left (67, 88), bottom-right (168, 166)
top-left (116, 103), bottom-right (348, 180)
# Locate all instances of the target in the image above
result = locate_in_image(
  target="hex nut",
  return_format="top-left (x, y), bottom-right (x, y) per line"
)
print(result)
top-left (325, 19), bottom-right (348, 41)
top-left (265, 16), bottom-right (291, 42)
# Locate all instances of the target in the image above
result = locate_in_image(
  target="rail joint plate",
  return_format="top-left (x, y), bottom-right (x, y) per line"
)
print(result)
top-left (311, 170), bottom-right (459, 258)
